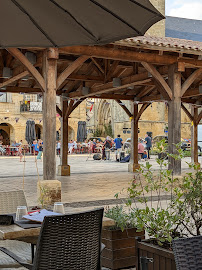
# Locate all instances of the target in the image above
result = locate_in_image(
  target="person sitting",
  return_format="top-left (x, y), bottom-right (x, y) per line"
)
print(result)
top-left (68, 140), bottom-right (74, 154)
top-left (92, 139), bottom-right (97, 153)
top-left (138, 140), bottom-right (145, 160)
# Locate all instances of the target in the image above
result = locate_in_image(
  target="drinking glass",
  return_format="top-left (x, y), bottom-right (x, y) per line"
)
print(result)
top-left (16, 206), bottom-right (28, 221)
top-left (53, 202), bottom-right (65, 214)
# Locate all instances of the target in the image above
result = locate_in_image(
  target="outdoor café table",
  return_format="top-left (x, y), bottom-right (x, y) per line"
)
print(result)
top-left (0, 208), bottom-right (115, 245)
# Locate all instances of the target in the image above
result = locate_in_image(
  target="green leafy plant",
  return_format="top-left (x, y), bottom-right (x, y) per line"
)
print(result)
top-left (108, 140), bottom-right (202, 248)
top-left (104, 123), bottom-right (113, 137)
top-left (93, 127), bottom-right (103, 137)
top-left (38, 185), bottom-right (52, 209)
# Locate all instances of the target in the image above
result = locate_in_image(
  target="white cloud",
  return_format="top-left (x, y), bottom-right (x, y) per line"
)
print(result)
top-left (167, 2), bottom-right (202, 20)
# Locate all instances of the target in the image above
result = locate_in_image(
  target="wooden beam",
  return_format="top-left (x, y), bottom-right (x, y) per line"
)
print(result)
top-left (106, 60), bottom-right (119, 82)
top-left (135, 103), bottom-right (150, 122)
top-left (69, 72), bottom-right (152, 98)
top-left (181, 68), bottom-right (202, 96)
top-left (0, 71), bottom-right (29, 88)
top-left (90, 94), bottom-right (134, 100)
top-left (136, 85), bottom-right (155, 98)
top-left (56, 55), bottom-right (89, 89)
top-left (7, 48), bottom-right (45, 91)
top-left (141, 62), bottom-right (172, 100)
top-left (181, 103), bottom-right (193, 122)
top-left (65, 74), bottom-right (104, 82)
top-left (59, 46), bottom-right (202, 67)
top-left (0, 86), bottom-right (41, 93)
top-left (115, 100), bottom-right (132, 117)
top-left (56, 105), bottom-right (62, 117)
top-left (193, 108), bottom-right (198, 164)
top-left (91, 58), bottom-right (104, 74)
top-left (183, 88), bottom-right (202, 98)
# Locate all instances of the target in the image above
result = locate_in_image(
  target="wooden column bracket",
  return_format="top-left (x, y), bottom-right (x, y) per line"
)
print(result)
top-left (115, 100), bottom-right (132, 117)
top-left (7, 48), bottom-right (45, 91)
top-left (57, 55), bottom-right (89, 89)
top-left (181, 103), bottom-right (193, 122)
top-left (67, 98), bottom-right (85, 117)
top-left (181, 68), bottom-right (202, 96)
top-left (64, 100), bottom-right (74, 120)
top-left (141, 62), bottom-right (172, 100)
top-left (56, 105), bottom-right (62, 117)
top-left (135, 103), bottom-right (150, 122)
top-left (196, 110), bottom-right (202, 125)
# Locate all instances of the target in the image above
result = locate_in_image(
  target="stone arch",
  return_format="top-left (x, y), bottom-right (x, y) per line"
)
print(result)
top-left (0, 123), bottom-right (15, 145)
top-left (35, 124), bottom-right (43, 140)
top-left (97, 100), bottom-right (112, 130)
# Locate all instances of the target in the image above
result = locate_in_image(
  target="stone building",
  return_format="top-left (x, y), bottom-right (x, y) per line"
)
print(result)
top-left (0, 92), bottom-right (86, 145)
top-left (86, 0), bottom-right (192, 141)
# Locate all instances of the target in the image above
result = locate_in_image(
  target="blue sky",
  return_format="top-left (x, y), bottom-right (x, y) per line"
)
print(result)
top-left (166, 0), bottom-right (202, 20)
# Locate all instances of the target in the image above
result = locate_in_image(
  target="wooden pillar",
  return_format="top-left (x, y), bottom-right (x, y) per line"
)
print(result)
top-left (43, 48), bottom-right (58, 180)
top-left (193, 108), bottom-right (199, 164)
top-left (58, 99), bottom-right (70, 176)
top-left (168, 65), bottom-right (182, 175)
top-left (128, 103), bottom-right (139, 172)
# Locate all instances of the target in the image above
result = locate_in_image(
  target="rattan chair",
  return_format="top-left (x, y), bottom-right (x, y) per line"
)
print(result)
top-left (0, 208), bottom-right (104, 270)
top-left (172, 235), bottom-right (202, 270)
top-left (0, 190), bottom-right (27, 214)
top-left (0, 190), bottom-right (31, 268)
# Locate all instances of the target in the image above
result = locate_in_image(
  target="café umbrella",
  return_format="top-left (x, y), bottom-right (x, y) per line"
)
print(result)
top-left (25, 120), bottom-right (36, 145)
top-left (0, 0), bottom-right (164, 47)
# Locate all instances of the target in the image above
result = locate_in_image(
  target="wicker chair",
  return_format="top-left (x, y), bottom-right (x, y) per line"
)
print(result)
top-left (172, 235), bottom-right (202, 270)
top-left (0, 190), bottom-right (31, 268)
top-left (0, 208), bottom-right (104, 270)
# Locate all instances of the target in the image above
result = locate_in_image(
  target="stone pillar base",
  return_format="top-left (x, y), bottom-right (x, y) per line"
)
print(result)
top-left (37, 180), bottom-right (61, 207)
top-left (128, 163), bottom-right (140, 172)
top-left (57, 165), bottom-right (70, 176)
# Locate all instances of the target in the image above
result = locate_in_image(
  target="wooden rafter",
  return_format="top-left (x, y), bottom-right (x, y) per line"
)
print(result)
top-left (91, 57), bottom-right (104, 74)
top-left (141, 62), bottom-right (172, 100)
top-left (115, 100), bottom-right (132, 117)
top-left (181, 68), bottom-right (202, 96)
top-left (181, 103), bottom-right (193, 122)
top-left (7, 48), bottom-right (45, 91)
top-left (56, 55), bottom-right (89, 89)
top-left (106, 60), bottom-right (119, 82)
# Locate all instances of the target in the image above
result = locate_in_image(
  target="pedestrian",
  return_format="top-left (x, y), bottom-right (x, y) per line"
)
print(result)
top-left (138, 139), bottom-right (145, 160)
top-left (32, 140), bottom-right (39, 156)
top-left (56, 141), bottom-right (61, 156)
top-left (114, 135), bottom-right (123, 161)
top-left (103, 136), bottom-right (112, 160)
top-left (37, 140), bottom-right (43, 160)
top-left (18, 144), bottom-right (23, 162)
top-left (145, 133), bottom-right (152, 159)
top-left (68, 140), bottom-right (74, 154)
top-left (92, 139), bottom-right (97, 153)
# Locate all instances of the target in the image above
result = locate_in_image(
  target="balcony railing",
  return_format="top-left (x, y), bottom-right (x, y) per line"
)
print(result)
top-left (20, 101), bottom-right (42, 112)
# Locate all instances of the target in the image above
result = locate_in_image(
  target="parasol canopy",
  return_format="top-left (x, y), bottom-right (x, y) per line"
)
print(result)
top-left (0, 0), bottom-right (164, 48)
top-left (77, 121), bottom-right (87, 142)
top-left (25, 120), bottom-right (36, 144)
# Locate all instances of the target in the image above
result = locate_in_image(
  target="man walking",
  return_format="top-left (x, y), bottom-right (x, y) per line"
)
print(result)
top-left (114, 135), bottom-right (123, 161)
top-left (145, 133), bottom-right (152, 159)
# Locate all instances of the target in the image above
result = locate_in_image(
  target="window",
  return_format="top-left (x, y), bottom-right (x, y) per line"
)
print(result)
top-left (0, 93), bottom-right (12, 103)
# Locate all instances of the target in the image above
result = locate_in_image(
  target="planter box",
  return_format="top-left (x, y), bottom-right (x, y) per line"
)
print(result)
top-left (101, 227), bottom-right (145, 270)
top-left (136, 239), bottom-right (176, 270)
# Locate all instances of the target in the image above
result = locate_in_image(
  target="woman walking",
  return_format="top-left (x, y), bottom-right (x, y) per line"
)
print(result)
top-left (37, 140), bottom-right (43, 161)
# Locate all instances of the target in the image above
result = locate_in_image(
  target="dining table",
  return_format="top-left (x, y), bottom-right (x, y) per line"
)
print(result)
top-left (0, 207), bottom-right (115, 245)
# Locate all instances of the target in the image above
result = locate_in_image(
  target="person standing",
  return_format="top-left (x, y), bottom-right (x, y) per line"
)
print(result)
top-left (32, 140), bottom-right (39, 156)
top-left (114, 135), bottom-right (123, 161)
top-left (145, 133), bottom-right (152, 159)
top-left (37, 140), bottom-right (43, 160)
top-left (56, 141), bottom-right (61, 156)
top-left (103, 136), bottom-right (112, 160)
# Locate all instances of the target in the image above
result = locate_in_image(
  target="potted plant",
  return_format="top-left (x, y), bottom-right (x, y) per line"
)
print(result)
top-left (102, 205), bottom-right (145, 270)
top-left (114, 140), bottom-right (201, 270)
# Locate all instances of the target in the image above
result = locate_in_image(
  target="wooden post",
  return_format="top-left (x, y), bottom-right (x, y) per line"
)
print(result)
top-left (168, 65), bottom-right (182, 175)
top-left (58, 99), bottom-right (70, 176)
top-left (193, 107), bottom-right (199, 164)
top-left (128, 103), bottom-right (139, 172)
top-left (42, 49), bottom-right (58, 180)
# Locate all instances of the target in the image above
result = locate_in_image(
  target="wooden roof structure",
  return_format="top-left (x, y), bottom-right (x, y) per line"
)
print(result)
top-left (1, 36), bottom-right (202, 106)
top-left (0, 35), bottom-right (202, 178)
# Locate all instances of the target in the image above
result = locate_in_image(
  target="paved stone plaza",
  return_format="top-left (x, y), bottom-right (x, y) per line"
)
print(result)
top-left (0, 154), bottom-right (201, 206)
